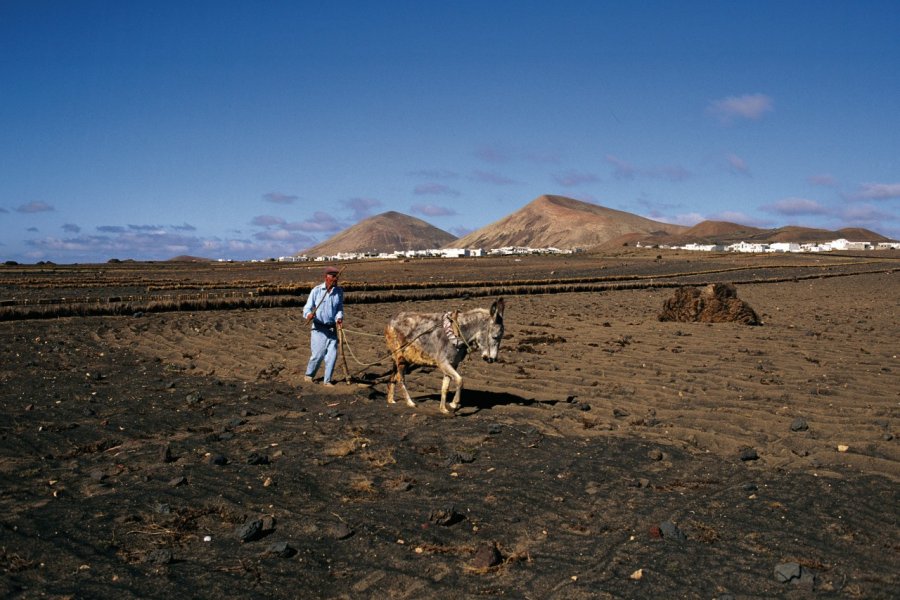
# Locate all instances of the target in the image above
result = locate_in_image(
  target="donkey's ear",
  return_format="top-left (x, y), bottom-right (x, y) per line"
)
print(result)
top-left (491, 298), bottom-right (505, 317)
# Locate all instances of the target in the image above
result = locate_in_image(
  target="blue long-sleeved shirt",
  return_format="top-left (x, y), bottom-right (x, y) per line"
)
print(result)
top-left (303, 283), bottom-right (344, 328)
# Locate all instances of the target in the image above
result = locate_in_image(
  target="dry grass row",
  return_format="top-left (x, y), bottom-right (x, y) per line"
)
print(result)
top-left (1, 267), bottom-right (893, 322)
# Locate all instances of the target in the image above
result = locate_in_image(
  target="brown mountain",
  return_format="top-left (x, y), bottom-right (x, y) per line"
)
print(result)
top-left (302, 211), bottom-right (457, 257)
top-left (649, 221), bottom-right (891, 247)
top-left (449, 195), bottom-right (688, 251)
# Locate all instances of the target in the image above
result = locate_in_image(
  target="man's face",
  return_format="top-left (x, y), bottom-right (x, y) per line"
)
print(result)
top-left (326, 273), bottom-right (338, 287)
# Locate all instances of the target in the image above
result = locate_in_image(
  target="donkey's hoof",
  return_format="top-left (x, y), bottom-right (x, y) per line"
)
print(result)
top-left (405, 400), bottom-right (417, 408)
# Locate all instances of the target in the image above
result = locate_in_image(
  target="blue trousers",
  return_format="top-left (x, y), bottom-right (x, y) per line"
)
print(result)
top-left (306, 327), bottom-right (338, 383)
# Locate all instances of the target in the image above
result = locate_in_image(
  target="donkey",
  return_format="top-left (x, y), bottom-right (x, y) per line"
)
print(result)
top-left (385, 298), bottom-right (505, 414)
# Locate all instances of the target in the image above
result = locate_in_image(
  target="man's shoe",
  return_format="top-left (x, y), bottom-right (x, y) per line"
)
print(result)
top-left (304, 375), bottom-right (313, 383)
top-left (323, 381), bottom-right (335, 387)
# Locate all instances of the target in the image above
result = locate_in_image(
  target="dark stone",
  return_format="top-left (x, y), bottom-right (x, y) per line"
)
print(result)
top-left (648, 449), bottom-right (664, 461)
top-left (247, 452), bottom-right (269, 465)
top-left (146, 549), bottom-right (173, 565)
top-left (209, 454), bottom-right (228, 466)
top-left (739, 447), bottom-right (759, 461)
top-left (790, 418), bottom-right (809, 432)
top-left (263, 542), bottom-right (296, 558)
top-left (429, 506), bottom-right (464, 526)
top-left (168, 476), bottom-right (187, 487)
top-left (487, 424), bottom-right (502, 435)
top-left (470, 543), bottom-right (502, 570)
top-left (236, 519), bottom-right (264, 542)
top-left (160, 445), bottom-right (175, 463)
top-left (330, 522), bottom-right (354, 540)
top-left (774, 561), bottom-right (801, 583)
top-left (659, 520), bottom-right (687, 542)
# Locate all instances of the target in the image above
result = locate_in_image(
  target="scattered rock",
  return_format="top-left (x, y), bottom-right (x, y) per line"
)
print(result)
top-left (429, 506), bottom-right (464, 526)
top-left (146, 549), bottom-right (173, 565)
top-left (837, 444), bottom-right (849, 452)
top-left (647, 449), bottom-right (664, 461)
top-left (89, 469), bottom-right (107, 482)
top-left (790, 418), bottom-right (809, 432)
top-left (659, 520), bottom-right (687, 542)
top-left (470, 542), bottom-right (502, 570)
top-left (774, 562), bottom-right (800, 583)
top-left (444, 450), bottom-right (475, 466)
top-left (739, 448), bottom-right (759, 461)
top-left (261, 515), bottom-right (276, 532)
top-left (235, 519), bottom-right (264, 543)
top-left (487, 424), bottom-right (502, 435)
top-left (168, 476), bottom-right (187, 487)
top-left (263, 542), bottom-right (296, 558)
top-left (247, 452), bottom-right (269, 465)
top-left (209, 454), bottom-right (228, 466)
top-left (159, 444), bottom-right (175, 463)
top-left (613, 408), bottom-right (630, 418)
top-left (329, 522), bottom-right (354, 540)
top-left (185, 391), bottom-right (202, 404)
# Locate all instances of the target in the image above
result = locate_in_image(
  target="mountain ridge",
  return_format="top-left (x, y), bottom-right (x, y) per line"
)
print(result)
top-left (298, 196), bottom-right (892, 257)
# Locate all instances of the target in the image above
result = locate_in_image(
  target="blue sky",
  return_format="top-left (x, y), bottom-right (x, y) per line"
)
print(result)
top-left (2, 1), bottom-right (898, 263)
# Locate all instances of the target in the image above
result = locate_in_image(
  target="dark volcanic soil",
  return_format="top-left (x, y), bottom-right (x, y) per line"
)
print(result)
top-left (1, 254), bottom-right (898, 599)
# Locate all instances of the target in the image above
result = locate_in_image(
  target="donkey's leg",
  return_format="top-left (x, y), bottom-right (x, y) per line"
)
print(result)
top-left (386, 364), bottom-right (397, 404)
top-left (438, 364), bottom-right (464, 413)
top-left (395, 362), bottom-right (416, 407)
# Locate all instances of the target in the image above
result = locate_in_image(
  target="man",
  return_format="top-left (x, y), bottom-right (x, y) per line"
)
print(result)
top-left (302, 266), bottom-right (344, 386)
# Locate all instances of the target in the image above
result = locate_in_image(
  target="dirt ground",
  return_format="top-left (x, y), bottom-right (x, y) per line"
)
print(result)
top-left (1, 252), bottom-right (898, 599)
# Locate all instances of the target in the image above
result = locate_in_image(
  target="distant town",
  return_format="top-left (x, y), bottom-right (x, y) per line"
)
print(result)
top-left (260, 237), bottom-right (899, 263)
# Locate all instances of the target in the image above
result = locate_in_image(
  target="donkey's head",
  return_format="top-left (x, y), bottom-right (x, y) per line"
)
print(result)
top-left (480, 298), bottom-right (505, 363)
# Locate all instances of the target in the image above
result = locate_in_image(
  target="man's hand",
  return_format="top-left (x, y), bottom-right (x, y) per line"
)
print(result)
top-left (306, 314), bottom-right (314, 323)
top-left (336, 318), bottom-right (343, 329)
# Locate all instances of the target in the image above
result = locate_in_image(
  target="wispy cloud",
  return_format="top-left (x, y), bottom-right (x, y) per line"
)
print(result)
top-left (0, 207), bottom-right (8, 214)
top-left (408, 169), bottom-right (459, 179)
top-left (251, 215), bottom-right (286, 227)
top-left (263, 192), bottom-right (298, 204)
top-left (603, 155), bottom-right (691, 182)
top-left (342, 197), bottom-right (382, 220)
top-left (553, 170), bottom-right (601, 187)
top-left (26, 221), bottom-right (319, 262)
top-left (474, 144), bottom-right (511, 164)
top-left (17, 201), bottom-right (54, 213)
top-left (725, 153), bottom-right (751, 176)
top-left (850, 182), bottom-right (900, 200)
top-left (708, 93), bottom-right (774, 124)
top-left (761, 197), bottom-right (829, 216)
top-left (836, 203), bottom-right (898, 236)
top-left (294, 211), bottom-right (343, 233)
top-left (411, 203), bottom-right (456, 217)
top-left (471, 170), bottom-right (517, 185)
top-left (413, 183), bottom-right (461, 197)
top-left (808, 174), bottom-right (838, 187)
top-left (604, 155), bottom-right (635, 180)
